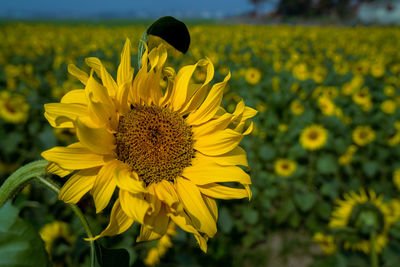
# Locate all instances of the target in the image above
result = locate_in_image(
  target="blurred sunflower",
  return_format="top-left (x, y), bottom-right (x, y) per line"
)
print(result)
top-left (352, 88), bottom-right (372, 111)
top-left (318, 97), bottom-right (335, 116)
top-left (244, 67), bottom-right (261, 85)
top-left (329, 189), bottom-right (395, 254)
top-left (313, 232), bottom-right (336, 255)
top-left (292, 63), bottom-right (308, 81)
top-left (290, 100), bottom-right (304, 115)
top-left (41, 39), bottom-right (256, 252)
top-left (299, 124), bottom-right (328, 151)
top-left (274, 158), bottom-right (296, 177)
top-left (381, 100), bottom-right (396, 114)
top-left (53, 128), bottom-right (77, 143)
top-left (352, 126), bottom-right (375, 146)
top-left (338, 145), bottom-right (357, 166)
top-left (144, 222), bottom-right (177, 266)
top-left (39, 221), bottom-right (75, 263)
top-left (393, 169), bottom-right (400, 192)
top-left (0, 91), bottom-right (30, 124)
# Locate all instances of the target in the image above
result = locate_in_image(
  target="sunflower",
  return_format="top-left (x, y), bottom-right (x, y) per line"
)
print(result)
top-left (274, 158), bottom-right (296, 177)
top-left (39, 221), bottom-right (75, 258)
top-left (393, 169), bottom-right (400, 192)
top-left (352, 126), bottom-right (375, 146)
top-left (381, 100), bottom-right (396, 114)
top-left (318, 96), bottom-right (335, 116)
top-left (0, 91), bottom-right (29, 124)
top-left (144, 222), bottom-right (177, 266)
top-left (292, 63), bottom-right (309, 81)
top-left (244, 67), bottom-right (261, 85)
top-left (41, 39), bottom-right (256, 252)
top-left (338, 145), bottom-right (357, 166)
top-left (313, 232), bottom-right (336, 255)
top-left (53, 128), bottom-right (77, 143)
top-left (290, 100), bottom-right (304, 115)
top-left (329, 189), bottom-right (395, 254)
top-left (299, 124), bottom-right (328, 151)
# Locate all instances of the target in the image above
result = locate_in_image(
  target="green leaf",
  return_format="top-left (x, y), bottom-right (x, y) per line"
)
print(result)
top-left (320, 181), bottom-right (339, 200)
top-left (243, 208), bottom-right (259, 225)
top-left (0, 202), bottom-right (50, 267)
top-left (294, 192), bottom-right (317, 212)
top-left (258, 144), bottom-right (276, 161)
top-left (218, 207), bottom-right (234, 233)
top-left (95, 242), bottom-right (130, 267)
top-left (316, 200), bottom-right (332, 220)
top-left (276, 199), bottom-right (295, 224)
top-left (363, 161), bottom-right (380, 178)
top-left (316, 154), bottom-right (338, 175)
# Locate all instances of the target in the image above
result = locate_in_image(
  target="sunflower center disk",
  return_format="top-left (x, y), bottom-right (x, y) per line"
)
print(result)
top-left (115, 104), bottom-right (195, 185)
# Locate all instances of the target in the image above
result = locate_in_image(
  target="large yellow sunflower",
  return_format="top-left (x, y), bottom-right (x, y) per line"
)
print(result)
top-left (41, 39), bottom-right (256, 252)
top-left (329, 189), bottom-right (395, 254)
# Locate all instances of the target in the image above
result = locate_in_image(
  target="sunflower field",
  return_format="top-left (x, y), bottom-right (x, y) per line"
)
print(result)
top-left (1, 22), bottom-right (400, 267)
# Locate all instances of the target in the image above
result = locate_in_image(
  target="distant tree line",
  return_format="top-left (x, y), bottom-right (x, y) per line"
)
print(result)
top-left (249, 0), bottom-right (376, 17)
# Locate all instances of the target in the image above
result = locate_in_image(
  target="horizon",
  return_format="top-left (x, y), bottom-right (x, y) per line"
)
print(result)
top-left (0, 0), bottom-right (276, 19)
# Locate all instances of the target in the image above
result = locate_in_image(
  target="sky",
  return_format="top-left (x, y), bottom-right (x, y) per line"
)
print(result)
top-left (0, 0), bottom-right (258, 19)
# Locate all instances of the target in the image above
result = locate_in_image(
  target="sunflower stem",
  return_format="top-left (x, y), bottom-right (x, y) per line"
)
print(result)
top-left (35, 176), bottom-right (97, 267)
top-left (370, 230), bottom-right (378, 267)
top-left (0, 160), bottom-right (48, 207)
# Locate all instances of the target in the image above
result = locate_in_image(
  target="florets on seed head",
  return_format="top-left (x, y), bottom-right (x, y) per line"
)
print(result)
top-left (115, 104), bottom-right (195, 185)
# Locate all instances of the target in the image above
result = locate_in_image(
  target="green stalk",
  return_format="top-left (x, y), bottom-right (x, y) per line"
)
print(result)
top-left (0, 161), bottom-right (97, 267)
top-left (370, 230), bottom-right (378, 267)
top-left (36, 176), bottom-right (96, 267)
top-left (0, 160), bottom-right (48, 207)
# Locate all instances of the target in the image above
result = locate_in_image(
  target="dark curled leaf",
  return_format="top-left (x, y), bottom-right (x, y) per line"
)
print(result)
top-left (147, 16), bottom-right (190, 54)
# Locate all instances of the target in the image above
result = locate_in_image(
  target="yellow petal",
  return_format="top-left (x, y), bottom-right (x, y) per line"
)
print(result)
top-left (75, 118), bottom-right (115, 155)
top-left (85, 75), bottom-right (117, 130)
top-left (117, 38), bottom-right (133, 86)
top-left (192, 113), bottom-right (234, 137)
top-left (202, 195), bottom-right (218, 222)
top-left (154, 180), bottom-right (181, 213)
top-left (44, 103), bottom-right (88, 128)
top-left (86, 199), bottom-right (134, 241)
top-left (41, 142), bottom-right (107, 170)
top-left (198, 183), bottom-right (250, 200)
top-left (179, 58), bottom-right (215, 115)
top-left (85, 57), bottom-right (117, 97)
top-left (185, 72), bottom-right (230, 126)
top-left (68, 64), bottom-right (89, 85)
top-left (91, 160), bottom-right (119, 213)
top-left (182, 156), bottom-right (251, 185)
top-left (169, 63), bottom-right (198, 111)
top-left (137, 207), bottom-right (169, 242)
top-left (194, 128), bottom-right (243, 156)
top-left (199, 146), bottom-right (248, 167)
top-left (114, 164), bottom-right (147, 193)
top-left (115, 83), bottom-right (130, 115)
top-left (168, 210), bottom-right (208, 252)
top-left (242, 106), bottom-right (258, 121)
top-left (58, 167), bottom-right (99, 203)
top-left (175, 178), bottom-right (217, 237)
top-left (46, 162), bottom-right (72, 178)
top-left (119, 190), bottom-right (150, 224)
top-left (60, 89), bottom-right (88, 105)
